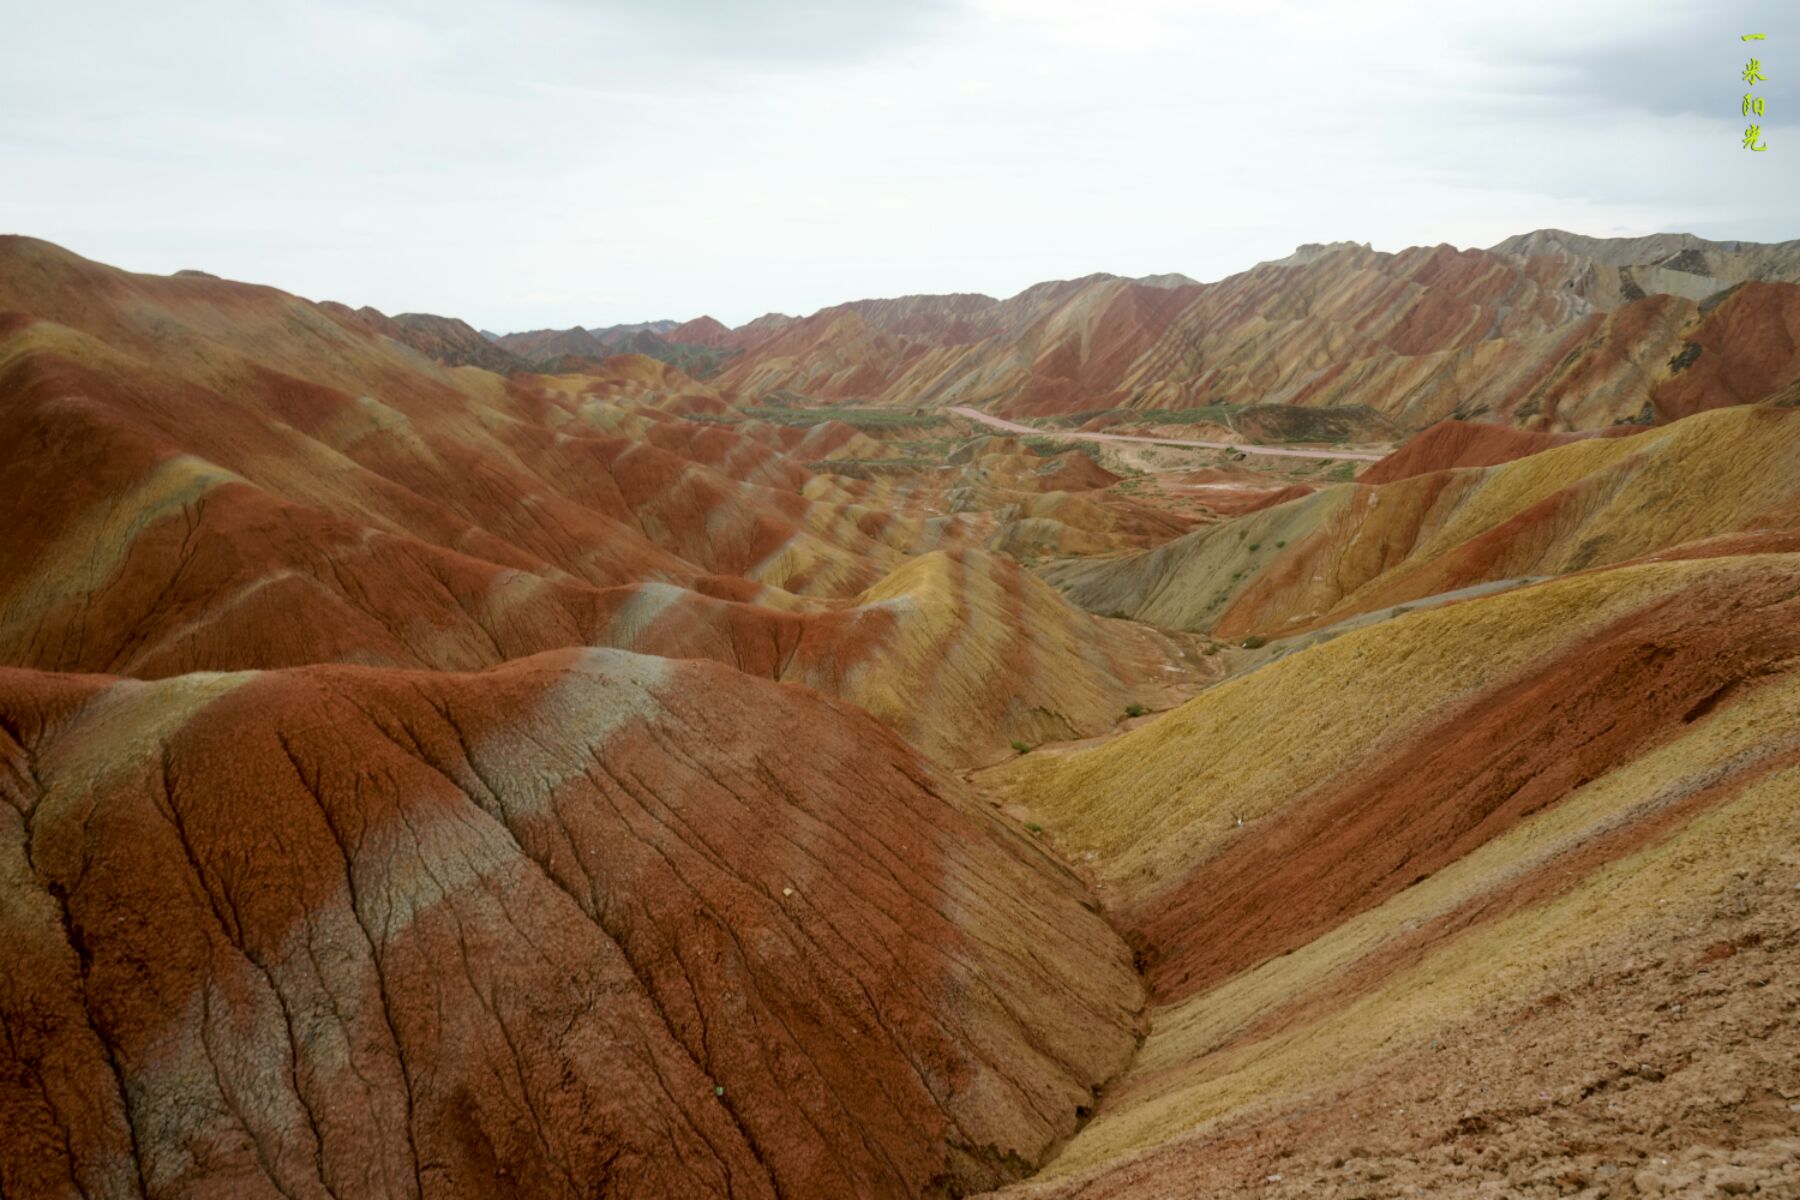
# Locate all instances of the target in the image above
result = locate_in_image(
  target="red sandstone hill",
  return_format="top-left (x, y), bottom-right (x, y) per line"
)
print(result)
top-left (590, 319), bottom-right (680, 346)
top-left (668, 315), bottom-right (732, 346)
top-left (494, 325), bottom-right (612, 363)
top-left (487, 320), bottom-right (741, 379)
top-left (714, 236), bottom-right (1800, 430)
top-left (0, 237), bottom-right (1207, 766)
top-left (721, 311), bottom-right (798, 349)
top-left (985, 550), bottom-right (1800, 1199)
top-left (5, 232), bottom-right (1799, 1199)
top-left (322, 303), bottom-right (529, 374)
top-left (0, 649), bottom-right (1141, 1197)
top-left (1357, 418), bottom-right (1646, 485)
top-left (1042, 403), bottom-right (1800, 640)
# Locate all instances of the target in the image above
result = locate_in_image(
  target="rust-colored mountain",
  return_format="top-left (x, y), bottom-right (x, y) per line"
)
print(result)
top-left (0, 650), bottom-right (1140, 1197)
top-left (323, 304), bottom-right (529, 375)
top-left (710, 235), bottom-right (1800, 431)
top-left (494, 325), bottom-right (613, 364)
top-left (1040, 402), bottom-right (1799, 641)
top-left (3, 231), bottom-right (1798, 1199)
top-left (669, 315), bottom-right (732, 347)
top-left (0, 237), bottom-right (1207, 768)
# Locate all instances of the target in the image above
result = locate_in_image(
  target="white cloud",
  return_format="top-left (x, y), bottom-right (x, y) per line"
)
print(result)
top-left (2, 0), bottom-right (1794, 330)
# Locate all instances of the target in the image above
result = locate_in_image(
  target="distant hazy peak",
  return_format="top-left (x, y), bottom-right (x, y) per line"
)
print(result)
top-left (1488, 228), bottom-right (1800, 265)
top-left (586, 319), bottom-right (679, 340)
top-left (669, 314), bottom-right (732, 346)
top-left (1257, 241), bottom-right (1374, 269)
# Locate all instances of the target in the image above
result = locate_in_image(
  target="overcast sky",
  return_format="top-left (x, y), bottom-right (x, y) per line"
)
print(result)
top-left (5, 0), bottom-right (1795, 330)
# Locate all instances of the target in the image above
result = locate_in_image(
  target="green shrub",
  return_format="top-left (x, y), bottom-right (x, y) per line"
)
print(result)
top-left (1125, 703), bottom-right (1146, 718)
top-left (1011, 739), bottom-right (1032, 754)
top-left (1275, 540), bottom-right (1286, 548)
top-left (1025, 822), bottom-right (1043, 834)
top-left (1240, 635), bottom-right (1268, 650)
top-left (1247, 542), bottom-right (1261, 551)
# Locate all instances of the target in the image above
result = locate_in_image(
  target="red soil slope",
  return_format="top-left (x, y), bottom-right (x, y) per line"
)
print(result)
top-left (1129, 565), bottom-right (1800, 1004)
top-left (982, 551), bottom-right (1800, 1198)
top-left (0, 650), bottom-right (1141, 1198)
top-left (1653, 281), bottom-right (1800, 419)
top-left (1359, 419), bottom-right (1645, 485)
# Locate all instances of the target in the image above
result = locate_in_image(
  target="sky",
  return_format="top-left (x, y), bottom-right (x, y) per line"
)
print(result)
top-left (5, 0), bottom-right (1796, 330)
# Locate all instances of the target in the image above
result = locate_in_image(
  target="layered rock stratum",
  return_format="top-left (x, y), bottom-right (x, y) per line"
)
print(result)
top-left (709, 234), bottom-right (1800, 430)
top-left (2, 230), bottom-right (1797, 1198)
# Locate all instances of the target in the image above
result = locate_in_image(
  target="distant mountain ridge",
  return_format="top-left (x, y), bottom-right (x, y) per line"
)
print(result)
top-left (483, 318), bottom-right (737, 377)
top-left (700, 231), bottom-right (1800, 431)
top-left (352, 228), bottom-right (1800, 431)
top-left (493, 324), bottom-right (611, 363)
top-left (322, 302), bottom-right (529, 374)
top-left (1486, 228), bottom-right (1800, 266)
top-left (589, 319), bottom-right (679, 345)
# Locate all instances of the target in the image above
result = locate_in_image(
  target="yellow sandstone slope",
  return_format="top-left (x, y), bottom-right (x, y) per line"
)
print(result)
top-left (1041, 404), bottom-right (1800, 640)
top-left (824, 548), bottom-right (1215, 766)
top-left (984, 551), bottom-right (1800, 1196)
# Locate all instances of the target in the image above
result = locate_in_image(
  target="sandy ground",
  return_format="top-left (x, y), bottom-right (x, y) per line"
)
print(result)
top-left (988, 858), bottom-right (1800, 1198)
top-left (950, 405), bottom-right (1389, 462)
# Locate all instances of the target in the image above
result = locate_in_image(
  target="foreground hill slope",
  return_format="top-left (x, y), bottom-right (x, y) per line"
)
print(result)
top-left (0, 649), bottom-right (1142, 1198)
top-left (985, 552), bottom-right (1800, 1196)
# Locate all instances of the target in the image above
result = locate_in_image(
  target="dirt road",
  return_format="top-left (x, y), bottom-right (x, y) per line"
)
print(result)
top-left (947, 405), bottom-right (1387, 462)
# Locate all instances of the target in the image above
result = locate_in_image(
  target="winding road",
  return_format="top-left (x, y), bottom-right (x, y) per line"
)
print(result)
top-left (947, 405), bottom-right (1387, 462)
